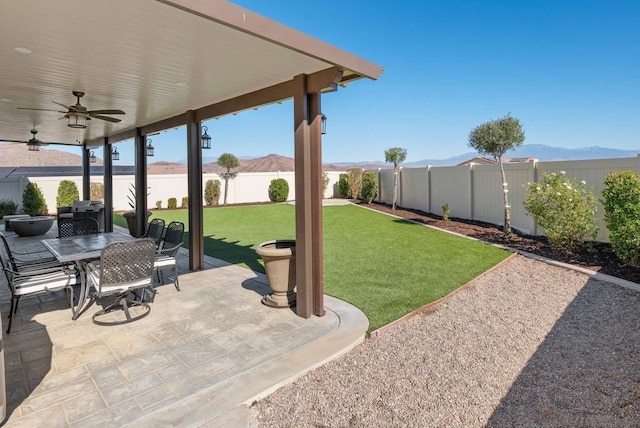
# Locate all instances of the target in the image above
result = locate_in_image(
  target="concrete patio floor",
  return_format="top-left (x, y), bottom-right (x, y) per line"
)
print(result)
top-left (0, 224), bottom-right (368, 427)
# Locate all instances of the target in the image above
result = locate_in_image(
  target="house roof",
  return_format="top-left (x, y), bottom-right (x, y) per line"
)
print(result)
top-left (0, 0), bottom-right (383, 148)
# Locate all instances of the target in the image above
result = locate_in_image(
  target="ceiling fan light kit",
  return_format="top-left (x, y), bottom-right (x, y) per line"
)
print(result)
top-left (67, 113), bottom-right (87, 129)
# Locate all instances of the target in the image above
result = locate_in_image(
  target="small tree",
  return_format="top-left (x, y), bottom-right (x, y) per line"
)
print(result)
top-left (181, 196), bottom-right (189, 208)
top-left (167, 197), bottom-right (177, 209)
top-left (361, 172), bottom-right (377, 203)
top-left (90, 182), bottom-right (104, 201)
top-left (217, 153), bottom-right (240, 205)
top-left (56, 180), bottom-right (79, 207)
top-left (384, 147), bottom-right (407, 209)
top-left (347, 168), bottom-right (363, 200)
top-left (23, 182), bottom-right (47, 216)
top-left (268, 178), bottom-right (290, 202)
top-left (468, 113), bottom-right (525, 234)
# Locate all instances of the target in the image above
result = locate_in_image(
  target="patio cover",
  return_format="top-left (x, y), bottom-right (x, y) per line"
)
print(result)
top-left (0, 0), bottom-right (383, 317)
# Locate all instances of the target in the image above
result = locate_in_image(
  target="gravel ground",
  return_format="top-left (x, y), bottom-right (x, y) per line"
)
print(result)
top-left (253, 255), bottom-right (640, 427)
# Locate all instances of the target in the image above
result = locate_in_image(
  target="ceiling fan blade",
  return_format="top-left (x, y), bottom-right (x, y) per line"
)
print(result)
top-left (16, 107), bottom-right (62, 112)
top-left (91, 114), bottom-right (122, 123)
top-left (52, 101), bottom-right (76, 111)
top-left (88, 109), bottom-right (125, 115)
top-left (1, 138), bottom-right (25, 143)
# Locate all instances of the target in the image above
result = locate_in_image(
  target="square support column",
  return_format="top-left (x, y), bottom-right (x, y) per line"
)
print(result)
top-left (82, 146), bottom-right (91, 200)
top-left (293, 74), bottom-right (324, 318)
top-left (187, 110), bottom-right (204, 270)
top-left (103, 139), bottom-right (113, 232)
top-left (134, 130), bottom-right (148, 237)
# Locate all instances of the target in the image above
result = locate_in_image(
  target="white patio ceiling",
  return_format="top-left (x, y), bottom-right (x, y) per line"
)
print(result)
top-left (0, 0), bottom-right (382, 147)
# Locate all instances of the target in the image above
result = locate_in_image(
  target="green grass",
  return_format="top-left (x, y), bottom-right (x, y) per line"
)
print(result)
top-left (116, 204), bottom-right (512, 332)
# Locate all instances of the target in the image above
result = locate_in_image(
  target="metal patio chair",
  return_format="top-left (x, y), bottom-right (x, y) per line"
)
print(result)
top-left (58, 217), bottom-right (99, 238)
top-left (86, 238), bottom-right (156, 325)
top-left (154, 221), bottom-right (184, 291)
top-left (0, 232), bottom-right (63, 273)
top-left (143, 218), bottom-right (165, 247)
top-left (0, 239), bottom-right (78, 333)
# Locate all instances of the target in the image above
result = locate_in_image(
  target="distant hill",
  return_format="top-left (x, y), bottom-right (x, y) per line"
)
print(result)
top-left (148, 154), bottom-right (344, 174)
top-left (0, 143), bottom-right (102, 166)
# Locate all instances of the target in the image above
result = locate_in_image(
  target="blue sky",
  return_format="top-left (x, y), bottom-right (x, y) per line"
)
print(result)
top-left (58, 0), bottom-right (640, 164)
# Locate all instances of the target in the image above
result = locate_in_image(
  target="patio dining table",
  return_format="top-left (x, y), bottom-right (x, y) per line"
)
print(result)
top-left (40, 231), bottom-right (137, 319)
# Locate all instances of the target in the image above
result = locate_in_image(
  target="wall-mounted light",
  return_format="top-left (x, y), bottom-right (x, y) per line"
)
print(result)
top-left (201, 125), bottom-right (212, 149)
top-left (89, 151), bottom-right (97, 163)
top-left (321, 113), bottom-right (327, 135)
top-left (112, 146), bottom-right (119, 161)
top-left (67, 113), bottom-right (87, 129)
top-left (146, 139), bottom-right (154, 157)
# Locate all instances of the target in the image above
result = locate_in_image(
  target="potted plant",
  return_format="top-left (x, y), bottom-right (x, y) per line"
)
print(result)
top-left (123, 184), bottom-right (151, 237)
top-left (256, 240), bottom-right (296, 308)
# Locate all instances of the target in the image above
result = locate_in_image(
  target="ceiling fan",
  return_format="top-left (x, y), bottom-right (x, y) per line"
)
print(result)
top-left (4, 128), bottom-right (66, 151)
top-left (18, 91), bottom-right (125, 127)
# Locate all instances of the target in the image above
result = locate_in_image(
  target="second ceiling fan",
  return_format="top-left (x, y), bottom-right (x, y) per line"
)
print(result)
top-left (18, 91), bottom-right (125, 127)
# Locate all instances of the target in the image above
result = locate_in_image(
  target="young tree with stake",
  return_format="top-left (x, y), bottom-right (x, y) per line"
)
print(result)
top-left (384, 147), bottom-right (407, 210)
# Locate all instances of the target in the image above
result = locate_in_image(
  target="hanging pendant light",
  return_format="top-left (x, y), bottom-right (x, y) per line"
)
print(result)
top-left (146, 139), bottom-right (154, 157)
top-left (321, 113), bottom-right (327, 135)
top-left (89, 151), bottom-right (97, 163)
top-left (112, 146), bottom-right (119, 161)
top-left (201, 125), bottom-right (212, 149)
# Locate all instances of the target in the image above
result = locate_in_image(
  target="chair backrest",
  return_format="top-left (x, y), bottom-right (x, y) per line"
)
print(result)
top-left (159, 221), bottom-right (185, 257)
top-left (0, 233), bottom-right (19, 272)
top-left (144, 218), bottom-right (165, 246)
top-left (59, 217), bottom-right (99, 238)
top-left (97, 239), bottom-right (156, 289)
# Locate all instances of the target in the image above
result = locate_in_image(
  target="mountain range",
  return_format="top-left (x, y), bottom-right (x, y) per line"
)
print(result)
top-left (1, 143), bottom-right (637, 172)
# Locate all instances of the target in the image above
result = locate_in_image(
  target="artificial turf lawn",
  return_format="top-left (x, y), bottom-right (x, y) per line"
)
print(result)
top-left (115, 204), bottom-right (512, 332)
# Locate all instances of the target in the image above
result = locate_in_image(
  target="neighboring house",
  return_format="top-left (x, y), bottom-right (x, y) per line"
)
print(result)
top-left (457, 157), bottom-right (536, 166)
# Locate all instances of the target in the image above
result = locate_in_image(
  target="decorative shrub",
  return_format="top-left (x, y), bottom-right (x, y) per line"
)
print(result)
top-left (56, 180), bottom-right (79, 207)
top-left (524, 171), bottom-right (597, 252)
top-left (442, 204), bottom-right (451, 221)
top-left (347, 168), bottom-right (363, 200)
top-left (22, 182), bottom-right (48, 216)
top-left (90, 182), bottom-right (104, 201)
top-left (322, 172), bottom-right (330, 197)
top-left (0, 199), bottom-right (18, 218)
top-left (167, 197), bottom-right (177, 209)
top-left (204, 179), bottom-right (221, 206)
top-left (361, 172), bottom-right (377, 203)
top-left (268, 178), bottom-right (289, 202)
top-left (338, 173), bottom-right (349, 198)
top-left (155, 200), bottom-right (162, 209)
top-left (181, 196), bottom-right (189, 208)
top-left (602, 170), bottom-right (640, 266)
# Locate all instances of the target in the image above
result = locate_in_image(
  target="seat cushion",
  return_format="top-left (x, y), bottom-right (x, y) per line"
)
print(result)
top-left (13, 270), bottom-right (77, 296)
top-left (154, 256), bottom-right (176, 268)
top-left (87, 268), bottom-right (152, 295)
top-left (72, 200), bottom-right (92, 212)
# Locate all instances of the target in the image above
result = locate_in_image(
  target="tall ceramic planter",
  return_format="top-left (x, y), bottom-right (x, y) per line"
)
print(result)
top-left (123, 211), bottom-right (152, 237)
top-left (256, 240), bottom-right (296, 308)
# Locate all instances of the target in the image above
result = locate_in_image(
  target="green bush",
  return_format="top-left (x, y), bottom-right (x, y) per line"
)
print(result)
top-left (155, 200), bottom-right (162, 209)
top-left (56, 180), bottom-right (79, 207)
top-left (22, 182), bottom-right (48, 216)
top-left (347, 168), bottom-right (363, 200)
top-left (322, 172), bottom-right (330, 196)
top-left (602, 171), bottom-right (640, 266)
top-left (0, 199), bottom-right (18, 218)
top-left (442, 204), bottom-right (451, 221)
top-left (524, 171), bottom-right (597, 253)
top-left (361, 172), bottom-right (377, 203)
top-left (268, 178), bottom-right (289, 202)
top-left (90, 182), bottom-right (104, 201)
top-left (181, 196), bottom-right (189, 208)
top-left (168, 197), bottom-right (177, 209)
top-left (338, 173), bottom-right (350, 198)
top-left (204, 179), bottom-right (221, 206)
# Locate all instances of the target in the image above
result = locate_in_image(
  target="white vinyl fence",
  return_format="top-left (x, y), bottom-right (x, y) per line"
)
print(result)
top-left (2, 171), bottom-right (344, 213)
top-left (4, 156), bottom-right (640, 243)
top-left (373, 155), bottom-right (640, 242)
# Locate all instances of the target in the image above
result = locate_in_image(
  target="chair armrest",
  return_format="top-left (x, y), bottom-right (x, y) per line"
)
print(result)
top-left (57, 206), bottom-right (73, 215)
top-left (157, 242), bottom-right (182, 257)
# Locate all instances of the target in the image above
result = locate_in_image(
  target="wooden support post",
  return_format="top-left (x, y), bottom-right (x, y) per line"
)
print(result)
top-left (103, 139), bottom-right (113, 232)
top-left (187, 110), bottom-right (204, 270)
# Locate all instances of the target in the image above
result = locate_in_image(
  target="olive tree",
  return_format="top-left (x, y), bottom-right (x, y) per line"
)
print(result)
top-left (217, 153), bottom-right (240, 205)
top-left (468, 113), bottom-right (525, 234)
top-left (384, 147), bottom-right (407, 210)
